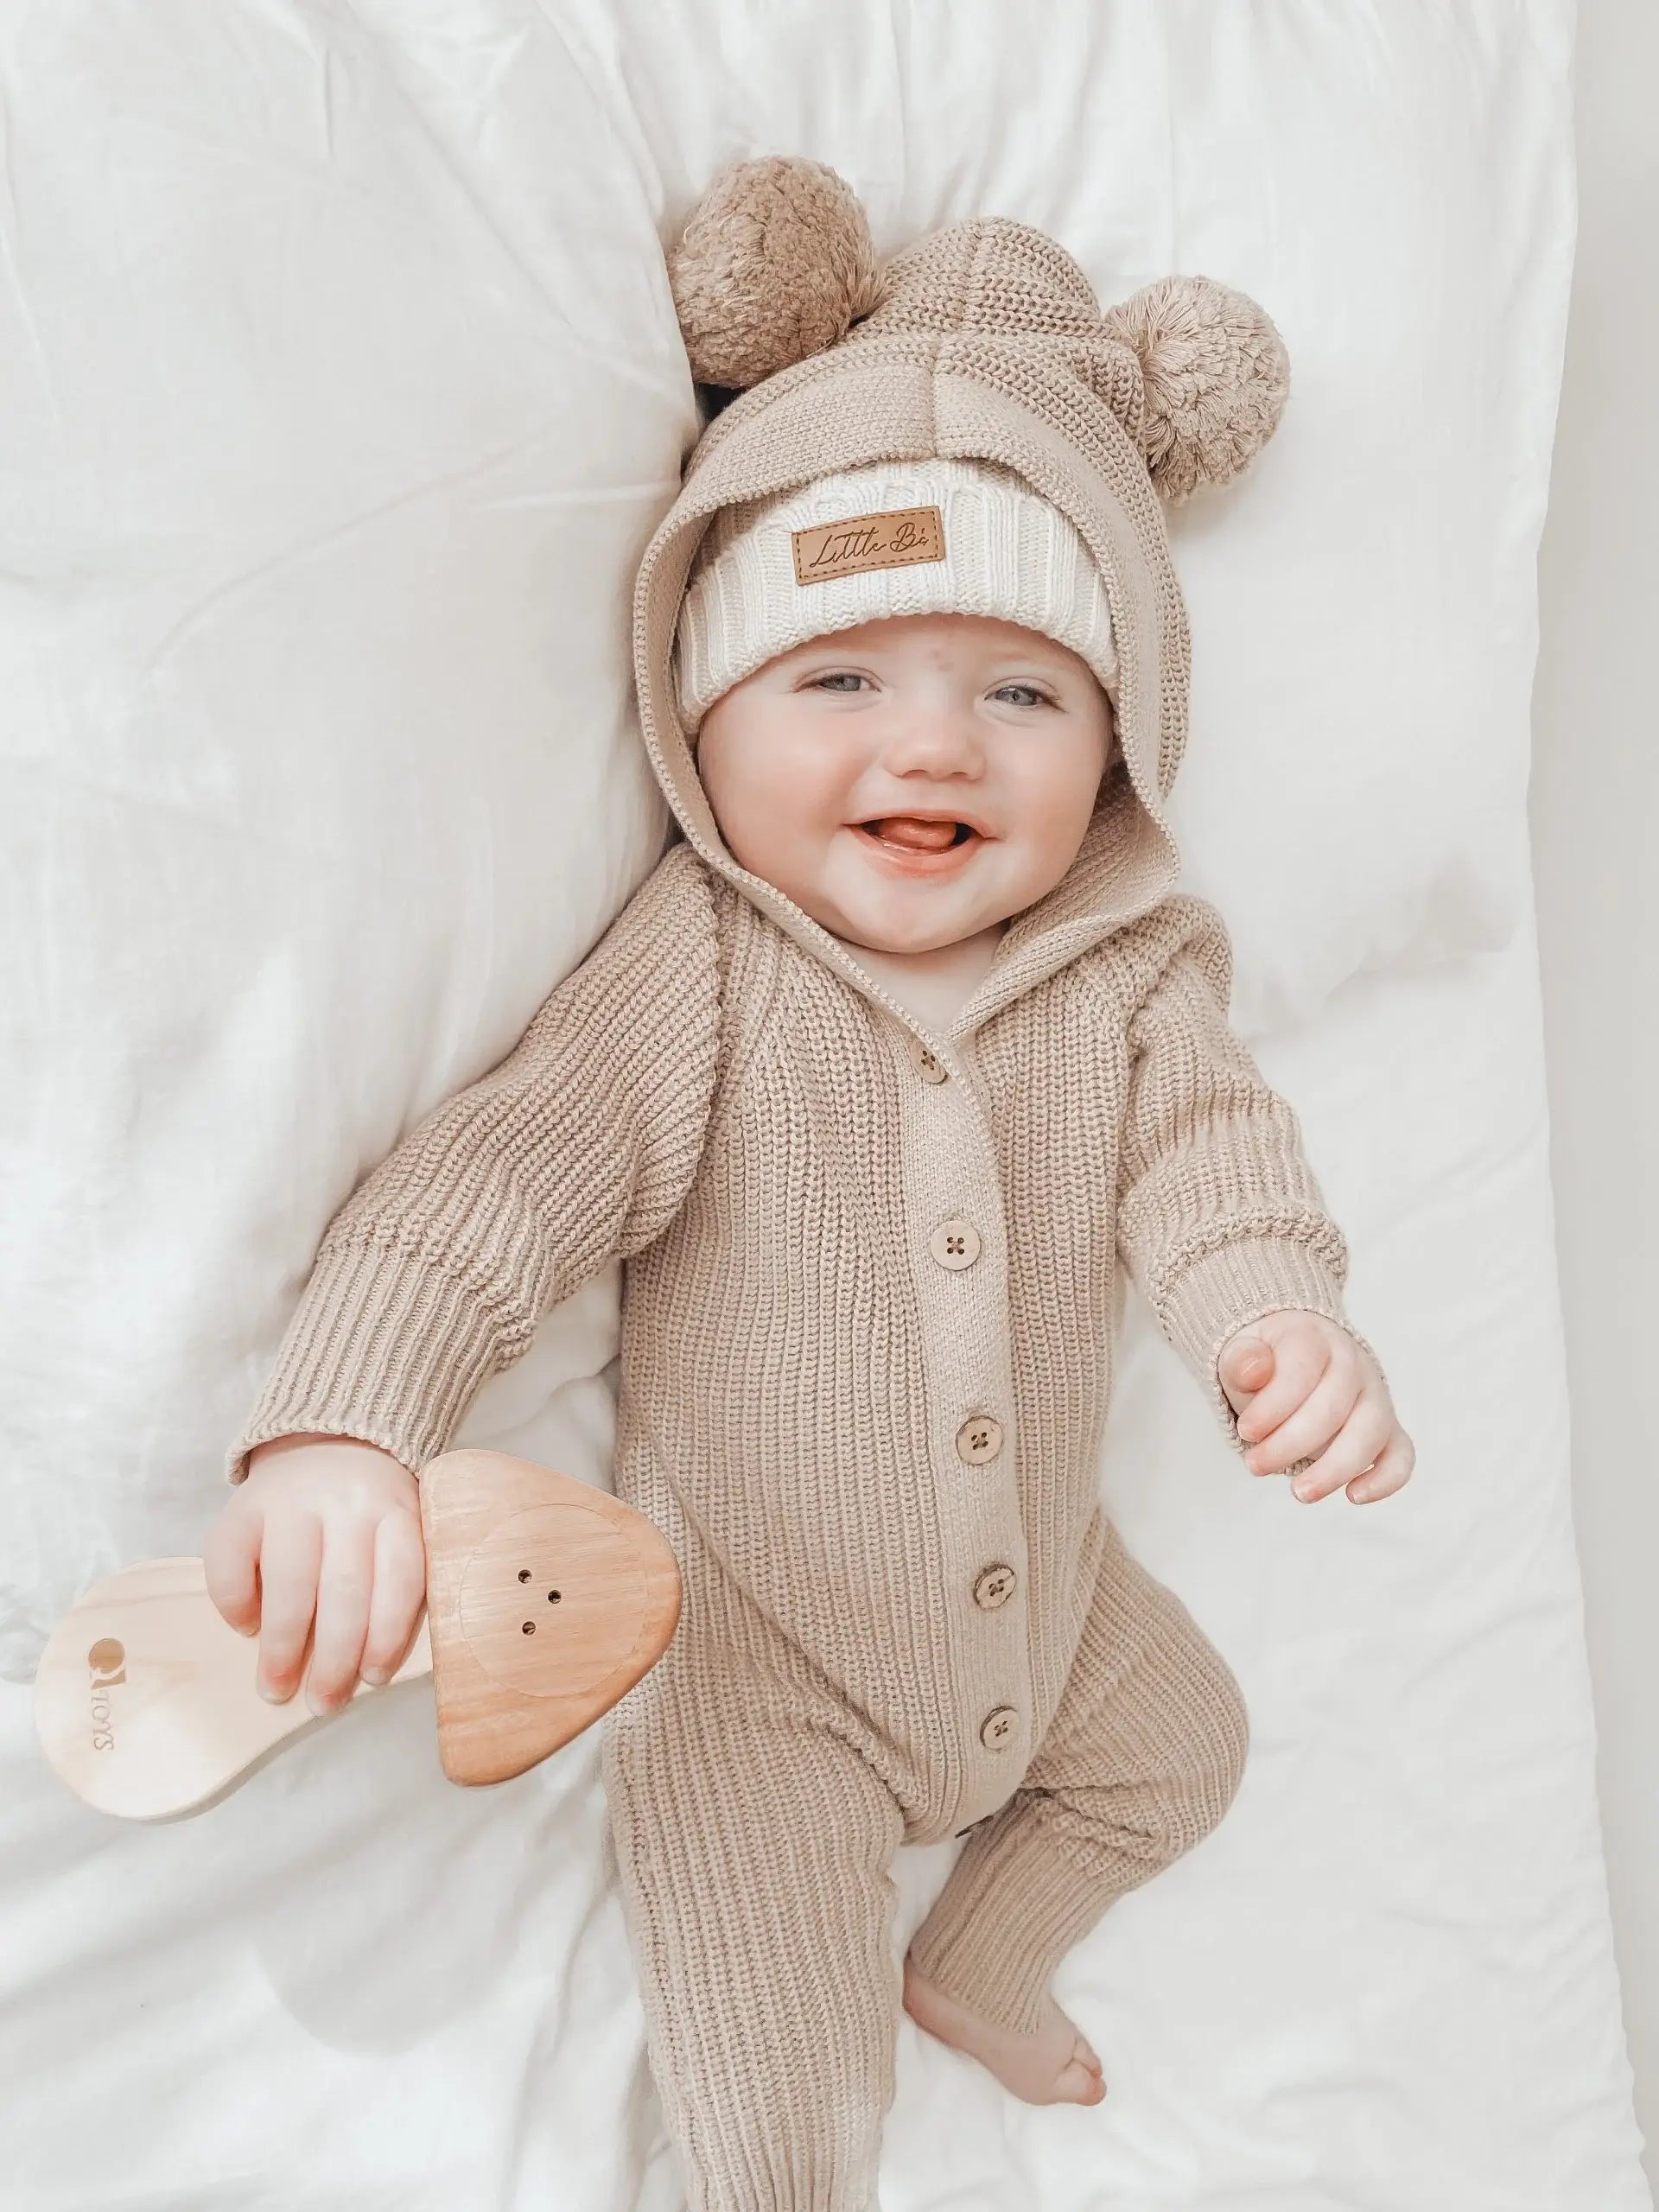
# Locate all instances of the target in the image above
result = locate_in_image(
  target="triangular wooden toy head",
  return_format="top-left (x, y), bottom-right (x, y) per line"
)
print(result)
top-left (420, 1449), bottom-right (682, 1786)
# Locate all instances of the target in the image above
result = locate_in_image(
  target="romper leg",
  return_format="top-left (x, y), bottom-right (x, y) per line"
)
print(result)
top-left (601, 1635), bottom-right (907, 2212)
top-left (905, 1530), bottom-right (1249, 2037)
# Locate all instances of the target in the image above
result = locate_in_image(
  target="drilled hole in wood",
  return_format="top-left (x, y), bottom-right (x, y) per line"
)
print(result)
top-left (547, 1590), bottom-right (562, 1604)
top-left (518, 1569), bottom-right (531, 1583)
top-left (521, 1621), bottom-right (535, 1635)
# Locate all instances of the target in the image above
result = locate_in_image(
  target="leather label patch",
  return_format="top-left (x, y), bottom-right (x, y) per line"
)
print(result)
top-left (790, 505), bottom-right (946, 587)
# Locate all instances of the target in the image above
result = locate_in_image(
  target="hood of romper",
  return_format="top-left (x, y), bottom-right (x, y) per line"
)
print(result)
top-left (629, 156), bottom-right (1293, 1024)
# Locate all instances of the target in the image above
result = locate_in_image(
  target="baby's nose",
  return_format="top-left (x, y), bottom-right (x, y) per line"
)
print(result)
top-left (880, 713), bottom-right (981, 766)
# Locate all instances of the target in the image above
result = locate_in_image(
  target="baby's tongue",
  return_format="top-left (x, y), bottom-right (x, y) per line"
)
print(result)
top-left (870, 816), bottom-right (959, 852)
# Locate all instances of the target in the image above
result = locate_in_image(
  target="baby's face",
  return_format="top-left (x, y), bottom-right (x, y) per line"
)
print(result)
top-left (692, 613), bottom-right (1114, 956)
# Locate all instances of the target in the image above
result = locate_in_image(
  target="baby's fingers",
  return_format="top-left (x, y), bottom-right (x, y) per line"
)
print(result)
top-left (255, 1514), bottom-right (323, 1702)
top-left (1245, 1353), bottom-right (1360, 1478)
top-left (1287, 1397), bottom-right (1396, 1503)
top-left (305, 1516), bottom-right (378, 1714)
top-left (1218, 1332), bottom-right (1275, 1413)
top-left (1233, 1332), bottom-right (1334, 1453)
top-left (359, 1509), bottom-right (428, 1688)
top-left (202, 1502), bottom-right (263, 1637)
top-left (1346, 1430), bottom-right (1415, 1504)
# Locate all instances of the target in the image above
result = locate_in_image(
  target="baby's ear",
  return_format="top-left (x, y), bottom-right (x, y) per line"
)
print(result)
top-left (1102, 276), bottom-right (1290, 504)
top-left (668, 155), bottom-right (885, 391)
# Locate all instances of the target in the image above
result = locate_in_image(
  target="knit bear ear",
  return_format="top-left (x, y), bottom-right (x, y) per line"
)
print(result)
top-left (1101, 275), bottom-right (1290, 504)
top-left (667, 156), bottom-right (886, 391)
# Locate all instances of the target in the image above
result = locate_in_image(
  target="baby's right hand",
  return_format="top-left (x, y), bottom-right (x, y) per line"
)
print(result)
top-left (202, 1433), bottom-right (427, 1715)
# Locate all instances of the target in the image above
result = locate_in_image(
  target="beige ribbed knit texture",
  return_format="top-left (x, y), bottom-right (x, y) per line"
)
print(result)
top-left (228, 213), bottom-right (1379, 2209)
top-left (672, 455), bottom-right (1119, 730)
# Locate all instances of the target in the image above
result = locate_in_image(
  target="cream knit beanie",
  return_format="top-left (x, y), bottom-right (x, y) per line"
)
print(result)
top-left (671, 455), bottom-right (1118, 734)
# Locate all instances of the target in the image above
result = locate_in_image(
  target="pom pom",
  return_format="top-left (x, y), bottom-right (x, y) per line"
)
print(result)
top-left (1102, 276), bottom-right (1290, 503)
top-left (667, 156), bottom-right (884, 391)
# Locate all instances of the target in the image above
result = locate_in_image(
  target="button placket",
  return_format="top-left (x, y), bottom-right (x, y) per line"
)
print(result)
top-left (892, 1014), bottom-right (1026, 1810)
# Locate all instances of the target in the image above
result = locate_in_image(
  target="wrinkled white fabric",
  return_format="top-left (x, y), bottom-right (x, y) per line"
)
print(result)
top-left (3, 2), bottom-right (1643, 2206)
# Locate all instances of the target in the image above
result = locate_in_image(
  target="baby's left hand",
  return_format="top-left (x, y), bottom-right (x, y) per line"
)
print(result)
top-left (1218, 1310), bottom-right (1414, 1504)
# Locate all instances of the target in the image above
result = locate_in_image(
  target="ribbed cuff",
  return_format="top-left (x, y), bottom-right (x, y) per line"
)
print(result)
top-left (906, 1808), bottom-right (1120, 2037)
top-left (1153, 1234), bottom-right (1386, 1467)
top-left (224, 1236), bottom-right (504, 1485)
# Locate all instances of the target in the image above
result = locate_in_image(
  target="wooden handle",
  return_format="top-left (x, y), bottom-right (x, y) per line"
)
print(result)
top-left (34, 1451), bottom-right (681, 1818)
top-left (33, 1557), bottom-right (433, 1821)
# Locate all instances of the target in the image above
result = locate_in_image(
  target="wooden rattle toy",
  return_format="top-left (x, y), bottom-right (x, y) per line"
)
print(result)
top-left (34, 1449), bottom-right (681, 1821)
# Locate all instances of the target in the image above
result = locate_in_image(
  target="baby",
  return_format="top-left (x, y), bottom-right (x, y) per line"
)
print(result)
top-left (206, 161), bottom-right (1413, 2211)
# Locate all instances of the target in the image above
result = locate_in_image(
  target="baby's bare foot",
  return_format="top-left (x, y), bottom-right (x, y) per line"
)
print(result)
top-left (901, 1956), bottom-right (1106, 2107)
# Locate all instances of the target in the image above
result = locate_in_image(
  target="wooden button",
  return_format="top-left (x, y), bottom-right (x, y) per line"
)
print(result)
top-left (979, 1706), bottom-right (1017, 1752)
top-left (973, 1565), bottom-right (1016, 1611)
top-left (928, 1217), bottom-right (981, 1270)
top-left (906, 1033), bottom-right (949, 1084)
top-left (956, 1414), bottom-right (1004, 1465)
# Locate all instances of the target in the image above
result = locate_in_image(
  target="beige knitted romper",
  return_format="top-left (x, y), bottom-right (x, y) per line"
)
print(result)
top-left (226, 207), bottom-right (1382, 2212)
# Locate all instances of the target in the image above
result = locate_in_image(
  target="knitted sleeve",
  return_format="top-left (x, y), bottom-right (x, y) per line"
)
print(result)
top-left (1112, 894), bottom-right (1385, 1464)
top-left (223, 842), bottom-right (722, 1485)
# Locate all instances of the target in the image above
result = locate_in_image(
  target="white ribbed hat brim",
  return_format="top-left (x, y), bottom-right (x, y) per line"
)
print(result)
top-left (672, 456), bottom-right (1118, 730)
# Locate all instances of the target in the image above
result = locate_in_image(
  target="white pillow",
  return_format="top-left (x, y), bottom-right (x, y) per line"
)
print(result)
top-left (0, 5), bottom-right (692, 1661)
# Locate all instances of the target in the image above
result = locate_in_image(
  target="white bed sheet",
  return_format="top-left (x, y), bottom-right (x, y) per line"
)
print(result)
top-left (3, 1), bottom-right (1646, 2205)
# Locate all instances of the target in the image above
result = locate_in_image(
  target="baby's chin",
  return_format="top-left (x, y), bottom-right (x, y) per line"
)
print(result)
top-left (804, 881), bottom-right (1011, 957)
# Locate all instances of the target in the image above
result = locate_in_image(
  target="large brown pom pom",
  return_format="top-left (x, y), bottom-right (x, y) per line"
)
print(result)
top-left (1103, 275), bottom-right (1290, 503)
top-left (667, 156), bottom-right (884, 391)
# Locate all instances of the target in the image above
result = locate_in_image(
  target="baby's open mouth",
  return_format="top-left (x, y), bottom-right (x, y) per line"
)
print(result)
top-left (859, 817), bottom-right (978, 852)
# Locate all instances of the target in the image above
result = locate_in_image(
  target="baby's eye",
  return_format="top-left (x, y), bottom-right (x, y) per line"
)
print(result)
top-left (991, 683), bottom-right (1054, 709)
top-left (809, 671), bottom-right (868, 693)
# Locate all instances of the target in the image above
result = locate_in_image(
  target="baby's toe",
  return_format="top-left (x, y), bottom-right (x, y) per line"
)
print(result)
top-left (1058, 2056), bottom-right (1107, 2105)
